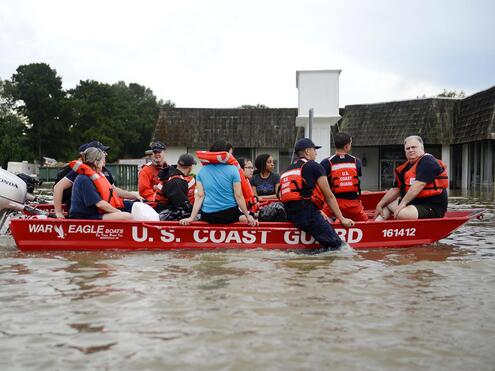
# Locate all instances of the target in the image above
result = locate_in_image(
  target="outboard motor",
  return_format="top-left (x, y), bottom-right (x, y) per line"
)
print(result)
top-left (0, 168), bottom-right (47, 234)
top-left (16, 173), bottom-right (42, 196)
top-left (0, 168), bottom-right (28, 212)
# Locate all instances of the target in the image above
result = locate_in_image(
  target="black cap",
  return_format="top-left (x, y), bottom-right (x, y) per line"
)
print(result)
top-left (294, 138), bottom-right (322, 152)
top-left (178, 153), bottom-right (197, 166)
top-left (150, 141), bottom-right (166, 151)
top-left (78, 140), bottom-right (110, 153)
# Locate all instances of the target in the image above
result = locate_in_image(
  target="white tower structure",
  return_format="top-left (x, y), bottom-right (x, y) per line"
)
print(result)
top-left (296, 70), bottom-right (342, 162)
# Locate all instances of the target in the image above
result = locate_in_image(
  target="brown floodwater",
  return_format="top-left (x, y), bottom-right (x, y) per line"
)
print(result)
top-left (0, 194), bottom-right (494, 370)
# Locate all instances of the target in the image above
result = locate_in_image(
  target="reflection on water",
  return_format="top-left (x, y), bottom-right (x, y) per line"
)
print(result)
top-left (0, 196), bottom-right (494, 370)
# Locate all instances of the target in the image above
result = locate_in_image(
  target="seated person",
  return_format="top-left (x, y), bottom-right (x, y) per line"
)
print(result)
top-left (157, 153), bottom-right (197, 220)
top-left (69, 148), bottom-right (134, 220)
top-left (53, 140), bottom-right (140, 218)
top-left (251, 154), bottom-right (280, 200)
top-left (374, 135), bottom-right (448, 220)
top-left (237, 157), bottom-right (254, 180)
top-left (320, 132), bottom-right (368, 221)
top-left (138, 141), bottom-right (168, 207)
top-left (280, 138), bottom-right (354, 250)
top-left (180, 140), bottom-right (257, 226)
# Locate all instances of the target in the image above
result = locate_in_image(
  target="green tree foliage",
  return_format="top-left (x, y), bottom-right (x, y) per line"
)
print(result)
top-left (0, 80), bottom-right (31, 168)
top-left (2, 62), bottom-right (167, 163)
top-left (162, 99), bottom-right (175, 108)
top-left (437, 89), bottom-right (466, 98)
top-left (69, 80), bottom-right (162, 161)
top-left (4, 63), bottom-right (72, 160)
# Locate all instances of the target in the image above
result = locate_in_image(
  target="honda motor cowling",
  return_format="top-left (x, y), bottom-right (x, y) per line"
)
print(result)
top-left (0, 168), bottom-right (28, 212)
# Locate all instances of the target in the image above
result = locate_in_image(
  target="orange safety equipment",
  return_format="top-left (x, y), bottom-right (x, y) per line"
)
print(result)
top-left (395, 154), bottom-right (449, 198)
top-left (167, 174), bottom-right (196, 205)
top-left (327, 155), bottom-right (360, 195)
top-left (69, 160), bottom-right (124, 212)
top-left (139, 162), bottom-right (166, 207)
top-left (279, 159), bottom-right (325, 209)
top-left (196, 151), bottom-right (258, 212)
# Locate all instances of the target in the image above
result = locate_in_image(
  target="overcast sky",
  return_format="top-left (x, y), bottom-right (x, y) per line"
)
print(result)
top-left (1, 0), bottom-right (494, 108)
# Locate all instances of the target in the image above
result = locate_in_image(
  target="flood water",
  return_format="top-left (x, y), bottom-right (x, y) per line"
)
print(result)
top-left (0, 194), bottom-right (494, 370)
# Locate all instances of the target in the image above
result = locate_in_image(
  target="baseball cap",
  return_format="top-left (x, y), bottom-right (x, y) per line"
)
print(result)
top-left (294, 138), bottom-right (322, 152)
top-left (78, 140), bottom-right (110, 153)
top-left (178, 153), bottom-right (197, 166)
top-left (150, 141), bottom-right (166, 151)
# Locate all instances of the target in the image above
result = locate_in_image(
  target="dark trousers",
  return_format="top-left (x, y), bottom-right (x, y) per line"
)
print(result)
top-left (286, 201), bottom-right (342, 250)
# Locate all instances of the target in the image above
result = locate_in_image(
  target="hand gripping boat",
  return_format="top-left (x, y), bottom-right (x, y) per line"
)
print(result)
top-left (8, 209), bottom-right (483, 251)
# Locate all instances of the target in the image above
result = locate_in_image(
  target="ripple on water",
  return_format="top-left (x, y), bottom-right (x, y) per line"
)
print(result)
top-left (0, 197), bottom-right (495, 370)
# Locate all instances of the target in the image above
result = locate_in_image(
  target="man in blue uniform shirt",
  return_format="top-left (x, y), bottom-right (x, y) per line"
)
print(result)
top-left (375, 135), bottom-right (448, 220)
top-left (280, 138), bottom-right (354, 250)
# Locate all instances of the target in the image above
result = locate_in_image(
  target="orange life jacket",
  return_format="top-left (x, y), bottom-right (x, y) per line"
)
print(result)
top-left (69, 160), bottom-right (124, 212)
top-left (196, 151), bottom-right (258, 212)
top-left (395, 154), bottom-right (449, 198)
top-left (327, 154), bottom-right (360, 195)
top-left (279, 158), bottom-right (325, 209)
top-left (139, 162), bottom-right (166, 206)
top-left (168, 174), bottom-right (196, 205)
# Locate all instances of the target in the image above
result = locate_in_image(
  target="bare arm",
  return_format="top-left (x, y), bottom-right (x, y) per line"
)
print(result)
top-left (317, 176), bottom-right (354, 227)
top-left (180, 181), bottom-right (204, 225)
top-left (374, 187), bottom-right (401, 219)
top-left (234, 182), bottom-right (257, 226)
top-left (114, 186), bottom-right (143, 201)
top-left (95, 200), bottom-right (121, 214)
top-left (251, 185), bottom-right (258, 197)
top-left (53, 178), bottom-right (72, 218)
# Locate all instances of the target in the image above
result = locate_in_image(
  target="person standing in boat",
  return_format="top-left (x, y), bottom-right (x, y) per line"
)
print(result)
top-left (251, 154), bottom-right (280, 200)
top-left (320, 132), bottom-right (368, 221)
top-left (180, 140), bottom-right (258, 226)
top-left (138, 141), bottom-right (168, 208)
top-left (69, 147), bottom-right (133, 220)
top-left (374, 135), bottom-right (448, 220)
top-left (280, 138), bottom-right (354, 250)
top-left (157, 153), bottom-right (197, 220)
top-left (53, 140), bottom-right (126, 218)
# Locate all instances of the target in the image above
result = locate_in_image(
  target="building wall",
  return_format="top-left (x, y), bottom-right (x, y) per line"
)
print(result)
top-left (456, 140), bottom-right (495, 190)
top-left (352, 147), bottom-right (380, 191)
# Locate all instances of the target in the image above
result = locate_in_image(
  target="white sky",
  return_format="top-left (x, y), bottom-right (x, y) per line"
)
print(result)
top-left (1, 0), bottom-right (494, 108)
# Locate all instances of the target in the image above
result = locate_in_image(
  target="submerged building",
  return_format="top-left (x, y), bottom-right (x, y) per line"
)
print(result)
top-left (152, 85), bottom-right (495, 191)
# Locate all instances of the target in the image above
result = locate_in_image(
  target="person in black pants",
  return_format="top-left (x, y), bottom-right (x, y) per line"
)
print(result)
top-left (280, 138), bottom-right (355, 250)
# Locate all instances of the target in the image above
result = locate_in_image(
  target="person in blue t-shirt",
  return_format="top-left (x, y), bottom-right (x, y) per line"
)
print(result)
top-left (180, 140), bottom-right (258, 226)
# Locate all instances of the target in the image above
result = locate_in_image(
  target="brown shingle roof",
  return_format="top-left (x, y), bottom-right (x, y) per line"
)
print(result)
top-left (338, 98), bottom-right (459, 146)
top-left (152, 107), bottom-right (299, 148)
top-left (454, 85), bottom-right (495, 143)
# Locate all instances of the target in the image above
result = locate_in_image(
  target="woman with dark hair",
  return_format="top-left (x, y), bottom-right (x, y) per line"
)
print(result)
top-left (251, 154), bottom-right (280, 200)
top-left (238, 157), bottom-right (254, 180)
